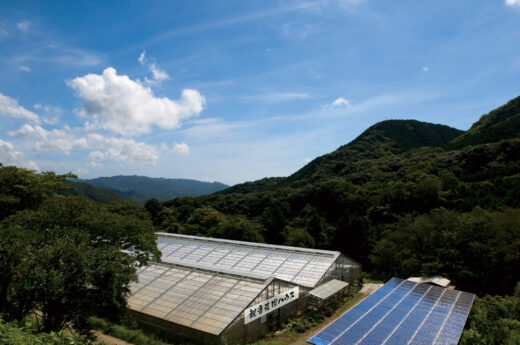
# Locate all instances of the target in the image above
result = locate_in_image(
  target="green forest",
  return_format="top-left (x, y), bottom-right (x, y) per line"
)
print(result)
top-left (1, 96), bottom-right (520, 344)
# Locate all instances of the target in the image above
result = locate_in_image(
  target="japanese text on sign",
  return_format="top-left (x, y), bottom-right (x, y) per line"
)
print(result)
top-left (244, 287), bottom-right (299, 324)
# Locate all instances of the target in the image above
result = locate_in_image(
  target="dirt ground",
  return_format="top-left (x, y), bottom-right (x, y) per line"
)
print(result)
top-left (359, 283), bottom-right (383, 295)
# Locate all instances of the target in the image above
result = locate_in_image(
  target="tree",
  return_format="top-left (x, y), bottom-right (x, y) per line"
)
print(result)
top-left (0, 164), bottom-right (73, 221)
top-left (0, 167), bottom-right (160, 334)
top-left (283, 226), bottom-right (315, 248)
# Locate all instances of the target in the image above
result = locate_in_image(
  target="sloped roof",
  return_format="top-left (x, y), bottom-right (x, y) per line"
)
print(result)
top-left (128, 263), bottom-right (271, 335)
top-left (308, 279), bottom-right (349, 299)
top-left (156, 232), bottom-right (347, 288)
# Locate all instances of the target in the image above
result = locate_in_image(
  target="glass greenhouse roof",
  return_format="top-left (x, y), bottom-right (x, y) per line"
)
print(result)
top-left (128, 263), bottom-right (269, 335)
top-left (308, 279), bottom-right (349, 300)
top-left (156, 233), bottom-right (348, 288)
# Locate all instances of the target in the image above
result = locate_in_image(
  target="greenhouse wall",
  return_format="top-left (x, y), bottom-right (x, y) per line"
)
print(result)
top-left (129, 310), bottom-right (218, 345)
top-left (219, 279), bottom-right (298, 345)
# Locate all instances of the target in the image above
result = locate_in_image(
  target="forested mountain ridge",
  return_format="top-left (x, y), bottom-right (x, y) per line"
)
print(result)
top-left (152, 96), bottom-right (520, 298)
top-left (218, 177), bottom-right (285, 194)
top-left (220, 120), bottom-right (464, 194)
top-left (59, 180), bottom-right (123, 203)
top-left (447, 95), bottom-right (520, 149)
top-left (76, 175), bottom-right (228, 204)
top-left (278, 120), bottom-right (464, 187)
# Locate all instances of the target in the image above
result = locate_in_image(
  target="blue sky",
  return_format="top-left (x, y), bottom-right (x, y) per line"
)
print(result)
top-left (1, 0), bottom-right (519, 185)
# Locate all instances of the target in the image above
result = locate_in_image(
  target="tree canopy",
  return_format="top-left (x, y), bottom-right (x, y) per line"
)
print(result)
top-left (0, 165), bottom-right (159, 334)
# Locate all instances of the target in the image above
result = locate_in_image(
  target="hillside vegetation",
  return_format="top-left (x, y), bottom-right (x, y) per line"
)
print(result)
top-left (447, 96), bottom-right (520, 149)
top-left (151, 98), bottom-right (520, 298)
top-left (59, 180), bottom-right (123, 203)
top-left (149, 97), bottom-right (520, 343)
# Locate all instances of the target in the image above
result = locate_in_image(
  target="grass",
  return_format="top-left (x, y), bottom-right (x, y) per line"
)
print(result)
top-left (89, 317), bottom-right (176, 345)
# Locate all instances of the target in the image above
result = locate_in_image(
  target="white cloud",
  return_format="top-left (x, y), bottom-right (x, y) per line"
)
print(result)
top-left (67, 67), bottom-right (205, 136)
top-left (422, 66), bottom-right (430, 72)
top-left (506, 0), bottom-right (520, 8)
top-left (138, 50), bottom-right (146, 65)
top-left (32, 104), bottom-right (62, 124)
top-left (19, 65), bottom-right (31, 72)
top-left (17, 20), bottom-right (31, 33)
top-left (138, 51), bottom-right (169, 84)
top-left (87, 133), bottom-right (159, 163)
top-left (10, 123), bottom-right (160, 164)
top-left (326, 97), bottom-right (352, 109)
top-left (0, 93), bottom-right (39, 122)
top-left (172, 142), bottom-right (190, 155)
top-left (0, 139), bottom-right (38, 170)
top-left (9, 124), bottom-right (88, 154)
top-left (86, 161), bottom-right (102, 168)
top-left (148, 63), bottom-right (170, 83)
top-left (73, 167), bottom-right (89, 176)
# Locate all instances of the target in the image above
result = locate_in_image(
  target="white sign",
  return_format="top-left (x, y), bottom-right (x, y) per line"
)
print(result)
top-left (244, 286), bottom-right (299, 324)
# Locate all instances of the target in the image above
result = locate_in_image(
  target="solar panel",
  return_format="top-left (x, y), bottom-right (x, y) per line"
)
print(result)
top-left (308, 278), bottom-right (475, 345)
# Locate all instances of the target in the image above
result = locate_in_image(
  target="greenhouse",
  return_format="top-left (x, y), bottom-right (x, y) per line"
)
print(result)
top-left (127, 233), bottom-right (361, 345)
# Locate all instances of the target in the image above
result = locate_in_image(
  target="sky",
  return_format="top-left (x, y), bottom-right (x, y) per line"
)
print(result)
top-left (0, 0), bottom-right (519, 185)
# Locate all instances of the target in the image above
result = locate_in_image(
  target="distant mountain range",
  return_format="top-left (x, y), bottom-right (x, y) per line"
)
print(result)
top-left (65, 176), bottom-right (228, 204)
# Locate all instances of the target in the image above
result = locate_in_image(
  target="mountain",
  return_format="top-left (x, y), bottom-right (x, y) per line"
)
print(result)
top-left (153, 96), bottom-right (520, 296)
top-left (60, 180), bottom-right (123, 203)
top-left (276, 120), bottom-right (463, 188)
top-left (218, 177), bottom-right (285, 194)
top-left (446, 95), bottom-right (520, 149)
top-left (76, 176), bottom-right (228, 204)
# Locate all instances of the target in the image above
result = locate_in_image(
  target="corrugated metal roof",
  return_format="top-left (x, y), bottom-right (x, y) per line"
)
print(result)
top-left (128, 263), bottom-right (270, 336)
top-left (156, 232), bottom-right (341, 288)
top-left (308, 279), bottom-right (349, 299)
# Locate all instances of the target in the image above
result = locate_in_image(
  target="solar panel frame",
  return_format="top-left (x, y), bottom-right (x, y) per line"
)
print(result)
top-left (307, 278), bottom-right (475, 345)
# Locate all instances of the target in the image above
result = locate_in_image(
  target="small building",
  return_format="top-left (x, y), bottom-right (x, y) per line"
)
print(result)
top-left (128, 233), bottom-right (361, 345)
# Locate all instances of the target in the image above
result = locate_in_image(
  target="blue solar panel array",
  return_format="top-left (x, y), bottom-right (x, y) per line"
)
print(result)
top-left (308, 278), bottom-right (475, 345)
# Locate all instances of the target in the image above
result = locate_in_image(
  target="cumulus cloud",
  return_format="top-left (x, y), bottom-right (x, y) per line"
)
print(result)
top-left (506, 0), bottom-right (520, 8)
top-left (19, 65), bottom-right (31, 72)
top-left (10, 123), bottom-right (160, 164)
top-left (9, 124), bottom-right (88, 154)
top-left (0, 93), bottom-right (39, 122)
top-left (422, 66), bottom-right (430, 72)
top-left (87, 133), bottom-right (159, 163)
top-left (326, 97), bottom-right (352, 109)
top-left (67, 67), bottom-right (205, 136)
top-left (0, 139), bottom-right (38, 170)
top-left (17, 20), bottom-right (31, 33)
top-left (172, 142), bottom-right (190, 155)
